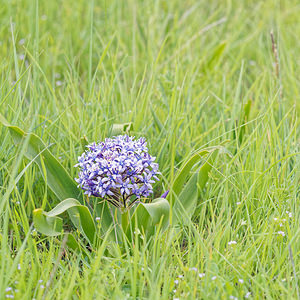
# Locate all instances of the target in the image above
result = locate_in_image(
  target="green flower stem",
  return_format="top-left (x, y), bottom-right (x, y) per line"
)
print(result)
top-left (121, 209), bottom-right (129, 232)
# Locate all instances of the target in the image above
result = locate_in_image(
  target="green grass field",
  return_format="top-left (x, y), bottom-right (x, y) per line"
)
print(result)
top-left (0, 0), bottom-right (299, 299)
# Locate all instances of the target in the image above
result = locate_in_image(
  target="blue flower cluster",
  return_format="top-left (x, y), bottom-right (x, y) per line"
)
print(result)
top-left (75, 135), bottom-right (160, 208)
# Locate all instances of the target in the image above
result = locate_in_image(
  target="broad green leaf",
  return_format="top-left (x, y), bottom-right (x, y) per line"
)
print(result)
top-left (130, 198), bottom-right (170, 236)
top-left (110, 122), bottom-right (133, 136)
top-left (48, 198), bottom-right (96, 243)
top-left (66, 233), bottom-right (90, 258)
top-left (141, 198), bottom-right (170, 229)
top-left (33, 198), bottom-right (96, 244)
top-left (171, 147), bottom-right (218, 197)
top-left (0, 114), bottom-right (80, 201)
top-left (33, 208), bottom-right (63, 236)
top-left (172, 172), bottom-right (198, 225)
top-left (172, 151), bottom-right (218, 225)
top-left (66, 233), bottom-right (81, 251)
top-left (198, 150), bottom-right (218, 190)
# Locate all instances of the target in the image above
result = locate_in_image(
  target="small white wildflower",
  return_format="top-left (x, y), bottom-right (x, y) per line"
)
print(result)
top-left (229, 296), bottom-right (238, 300)
top-left (141, 267), bottom-right (144, 271)
top-left (174, 280), bottom-right (179, 285)
top-left (211, 276), bottom-right (217, 281)
top-left (238, 279), bottom-right (244, 284)
top-left (279, 223), bottom-right (283, 227)
top-left (17, 264), bottom-right (21, 270)
top-left (241, 219), bottom-right (247, 226)
top-left (282, 218), bottom-right (286, 222)
top-left (198, 273), bottom-right (205, 278)
top-left (54, 73), bottom-right (61, 78)
top-left (56, 80), bottom-right (63, 87)
top-left (282, 278), bottom-right (286, 282)
top-left (173, 289), bottom-right (177, 293)
top-left (245, 292), bottom-right (251, 298)
top-left (228, 240), bottom-right (237, 246)
top-left (277, 231), bottom-right (285, 237)
top-left (5, 295), bottom-right (14, 299)
top-left (173, 298), bottom-right (180, 300)
top-left (178, 275), bottom-right (184, 279)
top-left (38, 279), bottom-right (43, 283)
top-left (40, 285), bottom-right (45, 289)
top-left (19, 39), bottom-right (25, 45)
top-left (5, 287), bottom-right (12, 292)
top-left (19, 54), bottom-right (25, 60)
top-left (236, 202), bottom-right (241, 205)
top-left (274, 218), bottom-right (278, 221)
top-left (41, 15), bottom-right (47, 20)
top-left (189, 267), bottom-right (198, 272)
top-left (288, 212), bottom-right (292, 218)
top-left (95, 217), bottom-right (101, 222)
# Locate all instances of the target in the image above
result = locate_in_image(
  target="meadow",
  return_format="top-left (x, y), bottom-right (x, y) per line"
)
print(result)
top-left (0, 0), bottom-right (299, 299)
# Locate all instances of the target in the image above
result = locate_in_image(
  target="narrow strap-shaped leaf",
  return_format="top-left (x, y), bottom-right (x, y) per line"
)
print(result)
top-left (172, 151), bottom-right (218, 226)
top-left (0, 114), bottom-right (80, 201)
top-left (150, 105), bottom-right (165, 133)
top-left (80, 135), bottom-right (89, 151)
top-left (33, 198), bottom-right (96, 244)
top-left (238, 99), bottom-right (252, 145)
top-left (205, 41), bottom-right (227, 71)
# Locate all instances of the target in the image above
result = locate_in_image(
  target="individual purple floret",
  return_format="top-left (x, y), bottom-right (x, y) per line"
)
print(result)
top-left (75, 135), bottom-right (160, 209)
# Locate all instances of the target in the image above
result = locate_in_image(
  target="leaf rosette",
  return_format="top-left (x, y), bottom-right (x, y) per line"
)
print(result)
top-left (0, 115), bottom-right (221, 254)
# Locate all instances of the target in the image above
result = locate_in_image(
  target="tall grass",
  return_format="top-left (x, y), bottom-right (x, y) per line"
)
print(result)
top-left (0, 0), bottom-right (299, 299)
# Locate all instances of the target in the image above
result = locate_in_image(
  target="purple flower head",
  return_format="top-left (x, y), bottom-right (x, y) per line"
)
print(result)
top-left (75, 135), bottom-right (160, 209)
